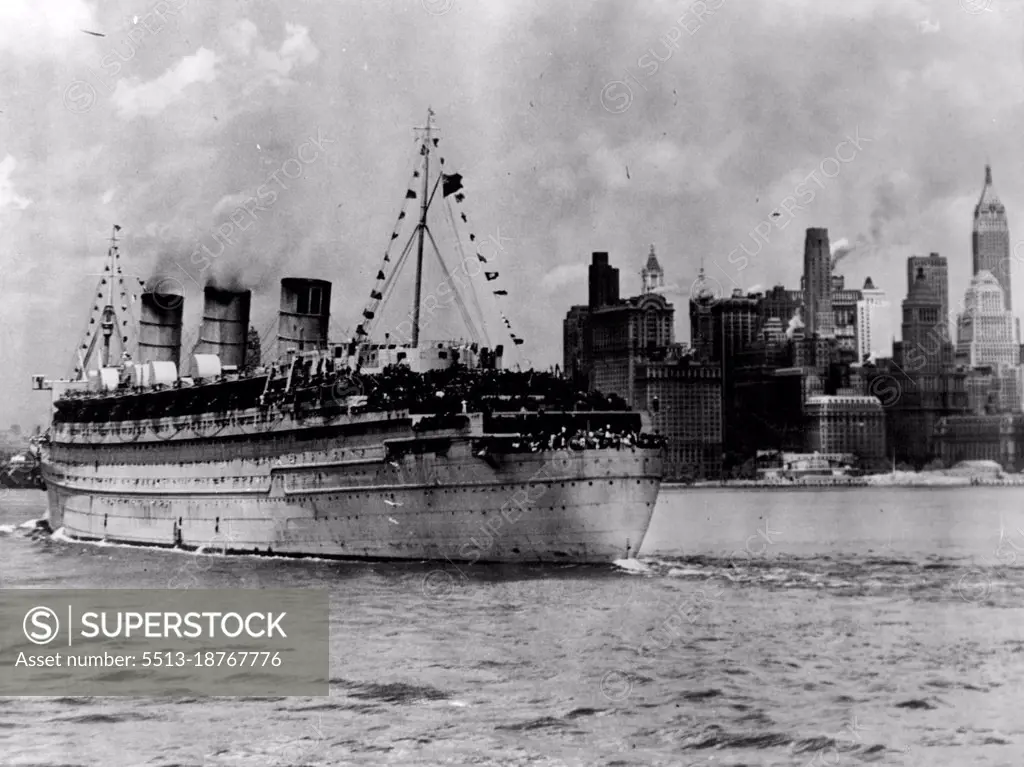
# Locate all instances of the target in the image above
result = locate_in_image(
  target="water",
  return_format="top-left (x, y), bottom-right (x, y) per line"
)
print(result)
top-left (1, 486), bottom-right (1023, 766)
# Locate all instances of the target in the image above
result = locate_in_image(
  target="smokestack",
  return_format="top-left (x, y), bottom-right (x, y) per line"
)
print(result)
top-left (138, 292), bottom-right (184, 368)
top-left (194, 287), bottom-right (252, 369)
top-left (277, 278), bottom-right (332, 355)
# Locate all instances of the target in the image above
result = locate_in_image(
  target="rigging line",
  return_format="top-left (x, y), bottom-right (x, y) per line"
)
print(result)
top-left (438, 199), bottom-right (517, 349)
top-left (425, 172), bottom-right (442, 215)
top-left (377, 150), bottom-right (423, 257)
top-left (377, 232), bottom-right (416, 314)
top-left (70, 274), bottom-right (108, 375)
top-left (258, 316), bottom-right (277, 360)
top-left (375, 227), bottom-right (418, 306)
top-left (382, 229), bottom-right (418, 299)
top-left (355, 160), bottom-right (424, 338)
top-left (365, 229), bottom-right (417, 340)
top-left (359, 228), bottom-right (414, 341)
top-left (425, 227), bottom-right (481, 346)
top-left (442, 197), bottom-right (491, 348)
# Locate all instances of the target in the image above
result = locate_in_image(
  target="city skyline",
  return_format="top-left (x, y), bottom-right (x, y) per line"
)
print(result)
top-left (561, 158), bottom-right (1024, 474)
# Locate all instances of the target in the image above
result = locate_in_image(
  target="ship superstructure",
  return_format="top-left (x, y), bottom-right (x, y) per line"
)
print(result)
top-left (32, 113), bottom-right (664, 563)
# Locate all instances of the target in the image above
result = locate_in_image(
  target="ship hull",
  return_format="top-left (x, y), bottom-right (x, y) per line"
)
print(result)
top-left (43, 440), bottom-right (661, 563)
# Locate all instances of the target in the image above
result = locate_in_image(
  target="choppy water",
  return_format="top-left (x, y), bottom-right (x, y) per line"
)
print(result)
top-left (1, 486), bottom-right (1023, 766)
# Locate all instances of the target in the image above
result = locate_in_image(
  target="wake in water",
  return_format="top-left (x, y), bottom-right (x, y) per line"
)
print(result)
top-left (629, 552), bottom-right (1024, 606)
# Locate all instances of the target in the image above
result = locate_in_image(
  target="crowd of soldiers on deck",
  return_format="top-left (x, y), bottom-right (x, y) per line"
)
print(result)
top-left (348, 365), bottom-right (665, 451)
top-left (357, 365), bottom-right (630, 414)
top-left (509, 426), bottom-right (666, 453)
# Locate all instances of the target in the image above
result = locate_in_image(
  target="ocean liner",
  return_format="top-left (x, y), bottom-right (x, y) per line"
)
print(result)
top-left (32, 113), bottom-right (664, 563)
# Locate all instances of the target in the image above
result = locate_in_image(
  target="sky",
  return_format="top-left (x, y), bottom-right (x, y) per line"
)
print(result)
top-left (0, 0), bottom-right (1022, 429)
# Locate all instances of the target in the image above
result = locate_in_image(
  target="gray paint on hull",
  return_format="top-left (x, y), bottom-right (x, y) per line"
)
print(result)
top-left (45, 446), bottom-right (663, 563)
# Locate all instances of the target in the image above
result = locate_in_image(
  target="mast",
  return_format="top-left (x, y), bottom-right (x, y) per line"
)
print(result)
top-left (411, 108), bottom-right (435, 348)
top-left (100, 225), bottom-right (120, 367)
top-left (73, 224), bottom-right (138, 380)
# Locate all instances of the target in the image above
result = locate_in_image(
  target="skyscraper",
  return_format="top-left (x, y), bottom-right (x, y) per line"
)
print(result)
top-left (899, 264), bottom-right (949, 377)
top-left (803, 228), bottom-right (833, 336)
top-left (906, 253), bottom-right (949, 330)
top-left (955, 271), bottom-right (1021, 411)
top-left (688, 263), bottom-right (717, 361)
top-left (956, 271), bottom-right (1017, 368)
top-left (588, 252), bottom-right (620, 309)
top-left (856, 277), bottom-right (888, 361)
top-left (973, 165), bottom-right (1011, 310)
top-left (887, 253), bottom-right (966, 466)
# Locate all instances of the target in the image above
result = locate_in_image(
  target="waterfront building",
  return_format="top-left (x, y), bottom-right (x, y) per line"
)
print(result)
top-left (804, 395), bottom-right (886, 458)
top-left (635, 351), bottom-right (722, 480)
top-left (936, 413), bottom-right (1024, 469)
top-left (973, 165), bottom-right (1011, 310)
top-left (729, 338), bottom-right (805, 458)
top-left (756, 451), bottom-right (858, 479)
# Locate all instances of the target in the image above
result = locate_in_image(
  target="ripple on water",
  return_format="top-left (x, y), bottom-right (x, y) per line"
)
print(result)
top-left (330, 678), bottom-right (450, 704)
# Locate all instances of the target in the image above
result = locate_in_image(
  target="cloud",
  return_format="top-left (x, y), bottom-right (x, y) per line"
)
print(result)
top-left (113, 47), bottom-right (219, 119)
top-left (221, 19), bottom-right (259, 57)
top-left (0, 0), bottom-right (97, 60)
top-left (247, 23), bottom-right (320, 92)
top-left (211, 192), bottom-right (250, 219)
top-left (541, 263), bottom-right (589, 293)
top-left (0, 156), bottom-right (32, 211)
top-left (109, 22), bottom-right (320, 124)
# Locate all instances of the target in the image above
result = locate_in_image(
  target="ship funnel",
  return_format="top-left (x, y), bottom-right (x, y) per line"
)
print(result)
top-left (194, 287), bottom-right (251, 369)
top-left (277, 278), bottom-right (331, 355)
top-left (138, 292), bottom-right (184, 368)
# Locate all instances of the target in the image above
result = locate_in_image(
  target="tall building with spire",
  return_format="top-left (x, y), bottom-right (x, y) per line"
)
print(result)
top-left (973, 165), bottom-right (1011, 310)
top-left (689, 262), bottom-right (717, 361)
top-left (641, 244), bottom-right (665, 294)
